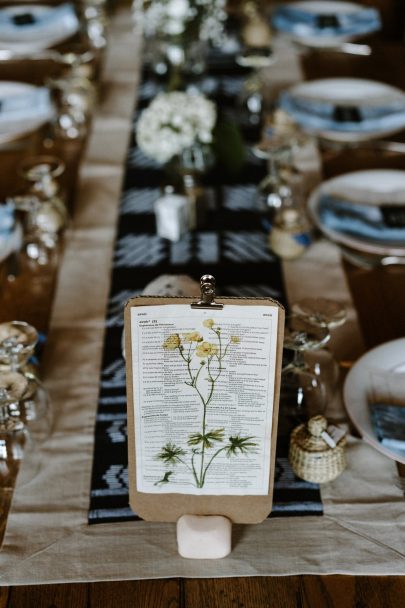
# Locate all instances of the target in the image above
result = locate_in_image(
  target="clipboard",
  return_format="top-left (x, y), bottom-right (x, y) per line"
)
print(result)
top-left (124, 276), bottom-right (285, 524)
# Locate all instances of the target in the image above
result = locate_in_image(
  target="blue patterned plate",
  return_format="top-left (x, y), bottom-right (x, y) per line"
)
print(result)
top-left (280, 78), bottom-right (405, 142)
top-left (0, 3), bottom-right (79, 53)
top-left (272, 0), bottom-right (381, 48)
top-left (344, 338), bottom-right (405, 464)
top-left (308, 169), bottom-right (405, 256)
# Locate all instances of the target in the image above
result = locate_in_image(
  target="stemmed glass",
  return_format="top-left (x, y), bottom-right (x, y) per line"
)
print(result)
top-left (0, 321), bottom-right (50, 485)
top-left (281, 315), bottom-right (330, 418)
top-left (81, 0), bottom-right (108, 50)
top-left (292, 298), bottom-right (347, 392)
top-left (11, 156), bottom-right (67, 269)
top-left (0, 321), bottom-right (49, 423)
top-left (0, 385), bottom-right (26, 486)
top-left (255, 146), bottom-right (295, 231)
top-left (47, 47), bottom-right (96, 140)
top-left (236, 1), bottom-right (275, 130)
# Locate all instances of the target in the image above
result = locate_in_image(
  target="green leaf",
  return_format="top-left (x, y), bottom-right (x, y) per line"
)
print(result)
top-left (225, 435), bottom-right (257, 457)
top-left (156, 443), bottom-right (186, 464)
top-left (154, 471), bottom-right (173, 486)
top-left (187, 428), bottom-right (225, 449)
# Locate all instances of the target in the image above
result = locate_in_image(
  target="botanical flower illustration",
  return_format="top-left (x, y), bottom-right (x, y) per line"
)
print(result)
top-left (163, 334), bottom-right (181, 349)
top-left (155, 320), bottom-right (257, 488)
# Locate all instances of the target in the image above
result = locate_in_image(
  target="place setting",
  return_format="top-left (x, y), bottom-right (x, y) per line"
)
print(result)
top-left (344, 337), bottom-right (405, 465)
top-left (308, 168), bottom-right (405, 264)
top-left (271, 0), bottom-right (381, 55)
top-left (0, 2), bottom-right (80, 54)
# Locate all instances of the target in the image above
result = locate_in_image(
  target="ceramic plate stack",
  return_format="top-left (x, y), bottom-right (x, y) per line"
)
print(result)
top-left (0, 81), bottom-right (54, 144)
top-left (279, 78), bottom-right (405, 142)
top-left (272, 1), bottom-right (381, 48)
top-left (308, 169), bottom-right (405, 259)
top-left (0, 3), bottom-right (79, 53)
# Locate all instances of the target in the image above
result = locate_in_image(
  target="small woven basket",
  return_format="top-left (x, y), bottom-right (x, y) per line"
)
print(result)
top-left (289, 415), bottom-right (346, 483)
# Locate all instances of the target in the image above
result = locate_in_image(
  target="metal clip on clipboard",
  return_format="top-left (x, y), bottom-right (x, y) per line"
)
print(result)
top-left (191, 274), bottom-right (223, 310)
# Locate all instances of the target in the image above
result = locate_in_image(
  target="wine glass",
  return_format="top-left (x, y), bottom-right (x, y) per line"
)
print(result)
top-left (11, 156), bottom-right (67, 268)
top-left (0, 385), bottom-right (27, 487)
top-left (0, 321), bottom-right (50, 428)
top-left (48, 47), bottom-right (96, 140)
top-left (255, 149), bottom-right (295, 233)
top-left (0, 379), bottom-right (46, 489)
top-left (292, 298), bottom-right (347, 393)
top-left (0, 322), bottom-right (51, 488)
top-left (236, 1), bottom-right (275, 131)
top-left (81, 0), bottom-right (108, 50)
top-left (281, 315), bottom-right (330, 419)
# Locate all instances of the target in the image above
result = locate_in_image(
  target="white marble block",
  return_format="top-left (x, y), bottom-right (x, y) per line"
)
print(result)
top-left (176, 515), bottom-right (232, 559)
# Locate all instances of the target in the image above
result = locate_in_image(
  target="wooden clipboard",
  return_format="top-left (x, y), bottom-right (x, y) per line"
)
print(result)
top-left (125, 289), bottom-right (284, 524)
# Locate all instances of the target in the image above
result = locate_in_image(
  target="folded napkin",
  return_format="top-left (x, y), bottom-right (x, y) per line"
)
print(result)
top-left (370, 403), bottom-right (405, 455)
top-left (0, 87), bottom-right (52, 126)
top-left (0, 202), bottom-right (20, 263)
top-left (318, 193), bottom-right (405, 243)
top-left (272, 5), bottom-right (381, 38)
top-left (0, 3), bottom-right (78, 42)
top-left (279, 91), bottom-right (405, 133)
top-left (0, 202), bottom-right (14, 237)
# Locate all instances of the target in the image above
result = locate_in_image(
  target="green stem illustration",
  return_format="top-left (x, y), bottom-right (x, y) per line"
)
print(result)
top-left (157, 321), bottom-right (257, 488)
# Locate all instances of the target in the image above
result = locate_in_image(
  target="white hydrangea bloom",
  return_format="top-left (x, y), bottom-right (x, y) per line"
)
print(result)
top-left (133, 0), bottom-right (227, 45)
top-left (136, 91), bottom-right (217, 164)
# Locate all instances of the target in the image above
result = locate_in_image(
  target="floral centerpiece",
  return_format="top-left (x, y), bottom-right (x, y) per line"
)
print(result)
top-left (133, 0), bottom-right (227, 46)
top-left (136, 90), bottom-right (217, 168)
top-left (133, 0), bottom-right (227, 78)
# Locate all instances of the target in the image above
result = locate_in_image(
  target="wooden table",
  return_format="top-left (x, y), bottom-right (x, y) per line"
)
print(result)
top-left (1, 5), bottom-right (405, 606)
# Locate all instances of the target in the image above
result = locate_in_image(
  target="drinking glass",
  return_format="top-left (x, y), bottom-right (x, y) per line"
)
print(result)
top-left (0, 321), bottom-right (50, 426)
top-left (12, 156), bottom-right (67, 268)
top-left (292, 298), bottom-right (347, 392)
top-left (281, 315), bottom-right (330, 418)
top-left (0, 321), bottom-right (50, 486)
top-left (81, 0), bottom-right (108, 50)
top-left (236, 1), bottom-right (275, 130)
top-left (48, 47), bottom-right (96, 140)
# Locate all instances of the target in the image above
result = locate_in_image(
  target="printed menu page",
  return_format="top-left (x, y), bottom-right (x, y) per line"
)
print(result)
top-left (130, 304), bottom-right (279, 495)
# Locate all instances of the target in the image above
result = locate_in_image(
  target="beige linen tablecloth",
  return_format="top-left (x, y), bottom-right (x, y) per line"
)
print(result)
top-left (0, 7), bottom-right (404, 585)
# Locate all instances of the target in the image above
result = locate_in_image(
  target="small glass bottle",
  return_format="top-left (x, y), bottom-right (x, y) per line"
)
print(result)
top-left (154, 187), bottom-right (189, 242)
top-left (270, 205), bottom-right (312, 260)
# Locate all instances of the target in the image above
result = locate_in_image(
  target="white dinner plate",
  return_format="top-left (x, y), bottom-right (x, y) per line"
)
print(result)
top-left (344, 338), bottom-right (405, 464)
top-left (0, 81), bottom-right (54, 143)
top-left (308, 169), bottom-right (405, 257)
top-left (281, 78), bottom-right (405, 142)
top-left (0, 3), bottom-right (79, 53)
top-left (272, 1), bottom-right (381, 48)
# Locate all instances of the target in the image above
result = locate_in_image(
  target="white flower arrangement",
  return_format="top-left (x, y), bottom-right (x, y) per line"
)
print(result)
top-left (133, 0), bottom-right (227, 45)
top-left (136, 91), bottom-right (217, 164)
